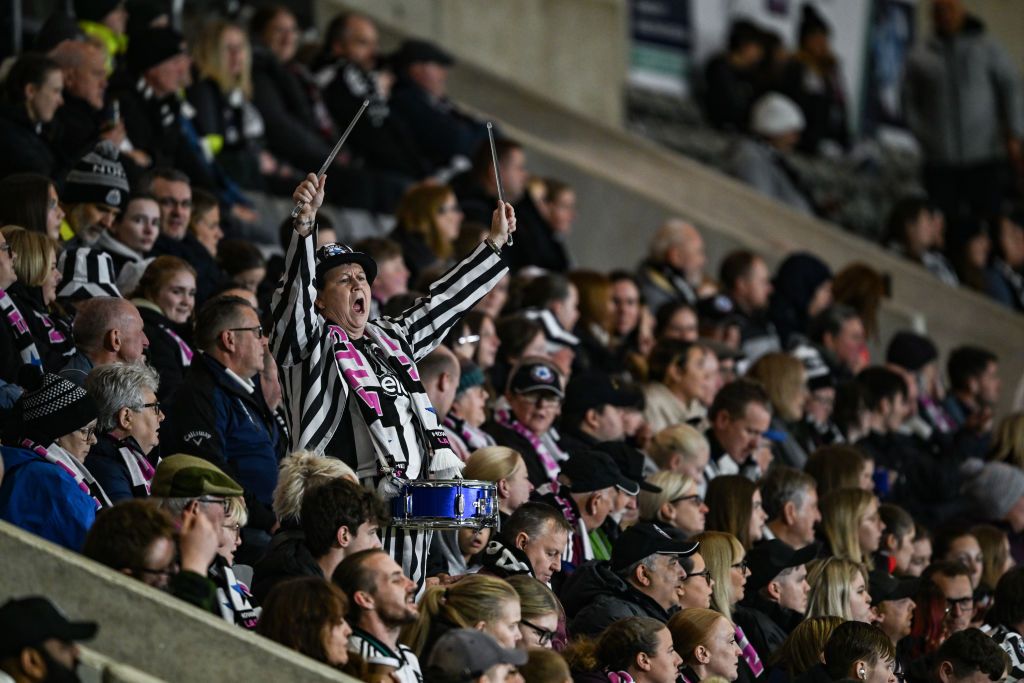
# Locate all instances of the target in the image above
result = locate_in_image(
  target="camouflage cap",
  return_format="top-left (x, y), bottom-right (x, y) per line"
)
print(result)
top-left (152, 454), bottom-right (244, 498)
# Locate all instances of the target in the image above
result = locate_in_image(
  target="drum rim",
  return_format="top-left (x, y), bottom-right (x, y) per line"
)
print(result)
top-left (398, 479), bottom-right (497, 488)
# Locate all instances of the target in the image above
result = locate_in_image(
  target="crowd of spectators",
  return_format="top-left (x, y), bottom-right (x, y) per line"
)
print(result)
top-left (0, 2), bottom-right (1023, 683)
top-left (696, 0), bottom-right (1024, 314)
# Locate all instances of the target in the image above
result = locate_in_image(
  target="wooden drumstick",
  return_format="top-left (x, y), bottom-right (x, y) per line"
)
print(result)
top-left (486, 122), bottom-right (513, 247)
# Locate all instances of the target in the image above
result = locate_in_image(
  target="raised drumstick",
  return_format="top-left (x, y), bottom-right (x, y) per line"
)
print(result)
top-left (291, 99), bottom-right (370, 218)
top-left (486, 122), bottom-right (513, 247)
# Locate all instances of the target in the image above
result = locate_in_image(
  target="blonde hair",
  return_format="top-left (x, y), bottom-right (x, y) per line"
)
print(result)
top-left (769, 616), bottom-right (844, 678)
top-left (648, 424), bottom-right (709, 470)
top-left (192, 21), bottom-right (252, 99)
top-left (747, 353), bottom-right (806, 422)
top-left (463, 446), bottom-right (524, 484)
top-left (272, 451), bottom-right (358, 524)
top-left (2, 225), bottom-right (58, 287)
top-left (395, 184), bottom-right (456, 260)
top-left (226, 496), bottom-right (248, 527)
top-left (820, 488), bottom-right (876, 565)
top-left (806, 557), bottom-right (868, 621)
top-left (668, 608), bottom-right (728, 666)
top-left (507, 575), bottom-right (563, 621)
top-left (638, 471), bottom-right (697, 523)
top-left (691, 531), bottom-right (744, 621)
top-left (402, 574), bottom-right (518, 656)
top-left (990, 412), bottom-right (1024, 469)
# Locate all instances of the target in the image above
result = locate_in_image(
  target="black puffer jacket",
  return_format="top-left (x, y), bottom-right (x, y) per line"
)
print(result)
top-left (250, 528), bottom-right (322, 603)
top-left (559, 560), bottom-right (673, 637)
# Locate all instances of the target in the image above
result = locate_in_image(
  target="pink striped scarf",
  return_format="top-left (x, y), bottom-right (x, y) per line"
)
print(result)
top-left (735, 624), bottom-right (764, 677)
top-left (21, 439), bottom-right (110, 510)
top-left (493, 407), bottom-right (564, 494)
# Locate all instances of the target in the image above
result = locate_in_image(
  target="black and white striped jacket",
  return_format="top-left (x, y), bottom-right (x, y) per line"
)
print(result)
top-left (270, 229), bottom-right (507, 475)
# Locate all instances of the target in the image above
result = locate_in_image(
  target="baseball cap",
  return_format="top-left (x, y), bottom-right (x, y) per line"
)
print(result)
top-left (561, 449), bottom-right (639, 496)
top-left (746, 540), bottom-right (820, 594)
top-left (424, 628), bottom-right (527, 681)
top-left (594, 441), bottom-right (661, 493)
top-left (507, 358), bottom-right (563, 398)
top-left (0, 597), bottom-right (97, 658)
top-left (151, 454), bottom-right (244, 498)
top-left (563, 371), bottom-right (636, 416)
top-left (611, 522), bottom-right (700, 571)
top-left (315, 243), bottom-right (378, 289)
top-left (696, 295), bottom-right (743, 327)
top-left (869, 569), bottom-right (919, 605)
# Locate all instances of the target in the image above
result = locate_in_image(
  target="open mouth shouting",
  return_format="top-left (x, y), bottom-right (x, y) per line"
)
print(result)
top-left (352, 292), bottom-right (367, 316)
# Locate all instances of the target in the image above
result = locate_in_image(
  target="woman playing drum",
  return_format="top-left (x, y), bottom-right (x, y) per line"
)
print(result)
top-left (271, 173), bottom-right (515, 589)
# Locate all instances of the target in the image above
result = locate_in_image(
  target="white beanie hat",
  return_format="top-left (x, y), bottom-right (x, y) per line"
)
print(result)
top-left (751, 93), bottom-right (806, 138)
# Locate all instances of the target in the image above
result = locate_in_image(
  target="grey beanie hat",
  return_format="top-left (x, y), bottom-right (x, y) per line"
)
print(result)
top-left (62, 141), bottom-right (130, 209)
top-left (963, 462), bottom-right (1024, 521)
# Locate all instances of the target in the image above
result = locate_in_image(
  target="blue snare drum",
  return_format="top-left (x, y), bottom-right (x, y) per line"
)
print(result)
top-left (390, 479), bottom-right (498, 530)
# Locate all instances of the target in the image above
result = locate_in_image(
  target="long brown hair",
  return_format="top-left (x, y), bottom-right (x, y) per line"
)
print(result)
top-left (257, 577), bottom-right (349, 666)
top-left (395, 184), bottom-right (457, 260)
top-left (832, 263), bottom-right (887, 339)
top-left (705, 475), bottom-right (758, 549)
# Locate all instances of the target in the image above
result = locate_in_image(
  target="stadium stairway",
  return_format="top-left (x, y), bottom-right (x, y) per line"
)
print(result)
top-left (322, 0), bottom-right (1024, 413)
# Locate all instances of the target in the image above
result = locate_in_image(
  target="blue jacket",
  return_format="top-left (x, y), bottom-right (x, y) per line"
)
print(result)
top-left (0, 446), bottom-right (97, 550)
top-left (162, 353), bottom-right (283, 531)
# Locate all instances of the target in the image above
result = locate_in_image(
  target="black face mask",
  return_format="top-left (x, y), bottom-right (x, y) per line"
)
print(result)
top-left (38, 646), bottom-right (81, 683)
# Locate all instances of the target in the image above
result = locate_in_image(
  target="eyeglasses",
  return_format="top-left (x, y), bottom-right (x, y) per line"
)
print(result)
top-left (945, 596), bottom-right (974, 614)
top-left (520, 619), bottom-right (555, 646)
top-left (670, 494), bottom-right (704, 506)
top-left (731, 560), bottom-right (749, 573)
top-left (437, 204), bottom-right (462, 215)
top-left (229, 325), bottom-right (265, 339)
top-left (519, 393), bottom-right (560, 408)
top-left (197, 497), bottom-right (229, 512)
top-left (134, 401), bottom-right (161, 414)
top-left (222, 523), bottom-right (241, 539)
top-left (684, 569), bottom-right (713, 586)
top-left (133, 561), bottom-right (179, 579)
top-left (455, 334), bottom-right (481, 346)
top-left (76, 425), bottom-right (97, 440)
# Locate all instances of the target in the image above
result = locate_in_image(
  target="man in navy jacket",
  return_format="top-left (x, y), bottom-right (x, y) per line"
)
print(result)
top-left (162, 295), bottom-right (285, 536)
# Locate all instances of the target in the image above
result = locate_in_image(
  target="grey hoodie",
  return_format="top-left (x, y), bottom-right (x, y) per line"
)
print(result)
top-left (904, 17), bottom-right (1024, 165)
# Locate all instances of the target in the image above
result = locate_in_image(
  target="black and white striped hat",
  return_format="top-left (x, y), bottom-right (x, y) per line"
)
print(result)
top-left (57, 248), bottom-right (122, 301)
top-left (522, 308), bottom-right (579, 349)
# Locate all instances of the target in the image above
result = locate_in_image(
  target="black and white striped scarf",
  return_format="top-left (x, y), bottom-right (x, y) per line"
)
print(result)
top-left (328, 323), bottom-right (462, 494)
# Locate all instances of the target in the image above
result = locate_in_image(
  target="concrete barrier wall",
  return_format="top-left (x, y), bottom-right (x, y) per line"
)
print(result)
top-left (0, 521), bottom-right (358, 683)
top-left (312, 0), bottom-right (627, 128)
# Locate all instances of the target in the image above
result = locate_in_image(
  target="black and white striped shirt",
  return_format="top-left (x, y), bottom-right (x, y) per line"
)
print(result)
top-left (349, 628), bottom-right (423, 683)
top-left (270, 229), bottom-right (507, 475)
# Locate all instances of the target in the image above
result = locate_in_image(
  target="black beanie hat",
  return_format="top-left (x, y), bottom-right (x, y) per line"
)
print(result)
top-left (127, 26), bottom-right (186, 74)
top-left (885, 331), bottom-right (938, 372)
top-left (62, 141), bottom-right (130, 209)
top-left (74, 0), bottom-right (123, 23)
top-left (799, 4), bottom-right (830, 42)
top-left (16, 367), bottom-right (98, 444)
